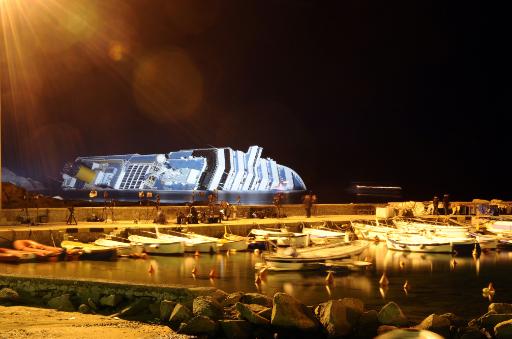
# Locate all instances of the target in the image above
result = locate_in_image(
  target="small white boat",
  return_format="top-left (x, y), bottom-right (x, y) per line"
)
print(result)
top-left (249, 228), bottom-right (309, 248)
top-left (94, 238), bottom-right (144, 256)
top-left (471, 234), bottom-right (498, 250)
top-left (301, 227), bottom-right (347, 245)
top-left (351, 220), bottom-right (396, 241)
top-left (127, 235), bottom-right (185, 255)
top-left (156, 232), bottom-right (218, 253)
top-left (386, 232), bottom-right (475, 254)
top-left (219, 233), bottom-right (249, 251)
top-left (186, 232), bottom-right (248, 251)
top-left (485, 220), bottom-right (512, 236)
top-left (386, 234), bottom-right (453, 253)
top-left (263, 240), bottom-right (370, 271)
top-left (394, 219), bottom-right (470, 238)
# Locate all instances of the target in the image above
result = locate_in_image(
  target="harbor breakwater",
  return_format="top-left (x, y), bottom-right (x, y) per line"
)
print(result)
top-left (0, 273), bottom-right (509, 338)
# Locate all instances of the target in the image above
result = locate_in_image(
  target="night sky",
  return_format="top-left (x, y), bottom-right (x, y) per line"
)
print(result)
top-left (0, 1), bottom-right (508, 202)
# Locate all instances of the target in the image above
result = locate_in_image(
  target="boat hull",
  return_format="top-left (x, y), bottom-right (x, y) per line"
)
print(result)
top-left (263, 240), bottom-right (370, 271)
top-left (386, 238), bottom-right (453, 253)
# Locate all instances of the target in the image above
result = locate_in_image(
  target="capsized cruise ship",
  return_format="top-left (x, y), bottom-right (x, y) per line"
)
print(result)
top-left (61, 146), bottom-right (307, 204)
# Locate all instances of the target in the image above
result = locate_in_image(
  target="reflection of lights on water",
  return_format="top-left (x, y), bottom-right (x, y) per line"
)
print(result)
top-left (283, 283), bottom-right (294, 295)
top-left (379, 287), bottom-right (388, 299)
top-left (475, 258), bottom-right (480, 276)
top-left (325, 285), bottom-right (332, 297)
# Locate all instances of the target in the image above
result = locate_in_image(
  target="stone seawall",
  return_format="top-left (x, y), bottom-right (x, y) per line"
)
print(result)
top-left (1, 273), bottom-right (508, 338)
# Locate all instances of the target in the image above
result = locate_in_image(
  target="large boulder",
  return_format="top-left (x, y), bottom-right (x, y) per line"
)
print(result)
top-left (375, 329), bottom-right (443, 339)
top-left (490, 303), bottom-right (512, 314)
top-left (223, 292), bottom-right (243, 307)
top-left (117, 297), bottom-right (152, 318)
top-left (219, 319), bottom-right (253, 339)
top-left (357, 310), bottom-right (380, 339)
top-left (47, 294), bottom-right (75, 312)
top-left (457, 326), bottom-right (486, 339)
top-left (271, 292), bottom-right (319, 331)
top-left (339, 297), bottom-right (364, 324)
top-left (190, 287), bottom-right (228, 303)
top-left (439, 312), bottom-right (466, 328)
top-left (160, 300), bottom-right (176, 321)
top-left (169, 303), bottom-right (193, 328)
top-left (99, 294), bottom-right (123, 307)
top-left (178, 315), bottom-right (218, 337)
top-left (193, 296), bottom-right (224, 320)
top-left (236, 302), bottom-right (270, 325)
top-left (315, 300), bottom-right (352, 338)
top-left (479, 313), bottom-right (512, 332)
top-left (240, 293), bottom-right (273, 308)
top-left (495, 319), bottom-right (512, 339)
top-left (78, 304), bottom-right (90, 314)
top-left (378, 302), bottom-right (408, 326)
top-left (0, 288), bottom-right (19, 302)
top-left (258, 307), bottom-right (272, 320)
top-left (414, 313), bottom-right (451, 338)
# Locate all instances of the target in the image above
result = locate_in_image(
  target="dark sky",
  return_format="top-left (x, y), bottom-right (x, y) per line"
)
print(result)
top-left (0, 0), bottom-right (508, 202)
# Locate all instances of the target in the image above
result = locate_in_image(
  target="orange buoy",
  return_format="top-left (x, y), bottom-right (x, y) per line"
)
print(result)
top-left (379, 273), bottom-right (389, 287)
top-left (488, 282), bottom-right (495, 293)
top-left (148, 264), bottom-right (155, 274)
top-left (209, 268), bottom-right (216, 279)
top-left (325, 271), bottom-right (334, 285)
top-left (194, 250), bottom-right (200, 257)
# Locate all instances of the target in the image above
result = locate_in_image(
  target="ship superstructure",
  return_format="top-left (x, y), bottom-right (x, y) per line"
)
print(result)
top-left (61, 146), bottom-right (306, 204)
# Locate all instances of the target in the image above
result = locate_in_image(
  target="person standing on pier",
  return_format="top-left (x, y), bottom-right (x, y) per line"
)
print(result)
top-left (303, 192), bottom-right (312, 218)
top-left (433, 196), bottom-right (439, 215)
top-left (443, 194), bottom-right (450, 215)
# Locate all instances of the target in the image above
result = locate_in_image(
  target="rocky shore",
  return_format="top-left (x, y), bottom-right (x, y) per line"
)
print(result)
top-left (1, 275), bottom-right (512, 338)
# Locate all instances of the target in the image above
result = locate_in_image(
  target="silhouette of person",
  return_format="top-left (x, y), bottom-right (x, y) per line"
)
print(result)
top-left (433, 196), bottom-right (439, 215)
top-left (443, 194), bottom-right (450, 215)
top-left (303, 192), bottom-right (312, 218)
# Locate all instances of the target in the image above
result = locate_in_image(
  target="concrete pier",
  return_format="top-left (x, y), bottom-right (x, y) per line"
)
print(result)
top-left (0, 203), bottom-right (380, 247)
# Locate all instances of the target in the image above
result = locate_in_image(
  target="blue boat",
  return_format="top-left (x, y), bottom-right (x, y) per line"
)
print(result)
top-left (61, 145), bottom-right (306, 204)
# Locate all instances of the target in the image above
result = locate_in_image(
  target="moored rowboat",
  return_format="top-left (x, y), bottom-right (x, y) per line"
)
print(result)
top-left (60, 241), bottom-right (117, 260)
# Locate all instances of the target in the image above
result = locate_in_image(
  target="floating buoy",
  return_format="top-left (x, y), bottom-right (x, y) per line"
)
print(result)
top-left (192, 266), bottom-right (197, 275)
top-left (209, 268), bottom-right (216, 279)
top-left (254, 249), bottom-right (260, 255)
top-left (488, 282), bottom-right (495, 294)
top-left (379, 273), bottom-right (389, 287)
top-left (148, 264), bottom-right (155, 274)
top-left (194, 250), bottom-right (200, 257)
top-left (403, 280), bottom-right (410, 291)
top-left (325, 271), bottom-right (334, 285)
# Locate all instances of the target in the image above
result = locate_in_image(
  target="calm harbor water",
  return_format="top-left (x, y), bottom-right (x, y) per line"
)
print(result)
top-left (2, 243), bottom-right (512, 322)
